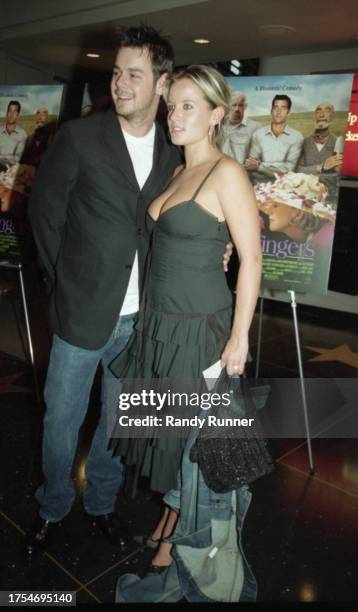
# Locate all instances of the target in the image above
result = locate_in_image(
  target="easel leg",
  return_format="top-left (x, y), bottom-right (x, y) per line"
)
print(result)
top-left (255, 295), bottom-right (264, 379)
top-left (288, 290), bottom-right (315, 475)
top-left (17, 263), bottom-right (42, 407)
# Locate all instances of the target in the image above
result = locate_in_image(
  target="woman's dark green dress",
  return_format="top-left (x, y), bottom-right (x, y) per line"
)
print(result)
top-left (110, 161), bottom-right (234, 493)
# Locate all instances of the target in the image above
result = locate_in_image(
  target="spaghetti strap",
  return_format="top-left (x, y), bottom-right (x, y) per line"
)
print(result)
top-left (192, 158), bottom-right (223, 201)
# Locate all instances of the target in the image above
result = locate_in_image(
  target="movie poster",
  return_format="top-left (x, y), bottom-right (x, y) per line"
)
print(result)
top-left (0, 85), bottom-right (64, 261)
top-left (223, 74), bottom-right (353, 294)
top-left (342, 73), bottom-right (358, 178)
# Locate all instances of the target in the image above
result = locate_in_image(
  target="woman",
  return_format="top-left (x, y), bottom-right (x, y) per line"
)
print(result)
top-left (254, 171), bottom-right (336, 245)
top-left (110, 65), bottom-right (268, 581)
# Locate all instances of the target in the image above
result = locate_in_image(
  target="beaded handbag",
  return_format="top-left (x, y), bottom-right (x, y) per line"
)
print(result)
top-left (190, 371), bottom-right (274, 493)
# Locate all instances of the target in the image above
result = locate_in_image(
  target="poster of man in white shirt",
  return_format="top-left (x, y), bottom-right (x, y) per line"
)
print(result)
top-left (244, 94), bottom-right (304, 178)
top-left (223, 74), bottom-right (353, 295)
top-left (0, 85), bottom-right (63, 261)
top-left (221, 91), bottom-right (260, 164)
top-left (0, 100), bottom-right (27, 166)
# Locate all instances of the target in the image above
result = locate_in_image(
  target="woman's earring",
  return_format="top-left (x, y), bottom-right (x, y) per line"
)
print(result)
top-left (208, 125), bottom-right (214, 143)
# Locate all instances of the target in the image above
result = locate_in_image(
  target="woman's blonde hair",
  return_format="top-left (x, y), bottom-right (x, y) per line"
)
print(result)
top-left (289, 210), bottom-right (323, 234)
top-left (164, 64), bottom-right (232, 146)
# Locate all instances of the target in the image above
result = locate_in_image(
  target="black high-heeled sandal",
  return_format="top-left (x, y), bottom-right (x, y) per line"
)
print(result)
top-left (133, 534), bottom-right (160, 549)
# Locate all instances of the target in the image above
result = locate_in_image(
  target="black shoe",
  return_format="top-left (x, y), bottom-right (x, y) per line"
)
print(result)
top-left (91, 513), bottom-right (131, 548)
top-left (25, 516), bottom-right (60, 561)
top-left (133, 534), bottom-right (161, 549)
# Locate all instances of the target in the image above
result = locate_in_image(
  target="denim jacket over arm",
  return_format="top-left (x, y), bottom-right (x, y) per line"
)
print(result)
top-left (163, 426), bottom-right (257, 602)
top-left (116, 425), bottom-right (257, 603)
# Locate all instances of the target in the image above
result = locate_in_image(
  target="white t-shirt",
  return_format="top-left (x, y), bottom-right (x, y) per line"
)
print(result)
top-left (120, 124), bottom-right (155, 315)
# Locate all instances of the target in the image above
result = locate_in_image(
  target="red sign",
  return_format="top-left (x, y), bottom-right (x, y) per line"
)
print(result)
top-left (342, 73), bottom-right (358, 178)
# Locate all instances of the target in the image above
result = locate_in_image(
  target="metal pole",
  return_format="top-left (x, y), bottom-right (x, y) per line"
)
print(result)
top-left (255, 295), bottom-right (264, 379)
top-left (288, 290), bottom-right (315, 475)
top-left (17, 263), bottom-right (42, 406)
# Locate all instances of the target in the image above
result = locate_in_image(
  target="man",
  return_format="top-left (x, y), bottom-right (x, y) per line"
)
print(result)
top-left (0, 100), bottom-right (27, 164)
top-left (26, 25), bottom-right (181, 559)
top-left (22, 107), bottom-right (55, 167)
top-left (222, 91), bottom-right (260, 164)
top-left (297, 102), bottom-right (343, 174)
top-left (35, 107), bottom-right (49, 128)
top-left (244, 94), bottom-right (303, 177)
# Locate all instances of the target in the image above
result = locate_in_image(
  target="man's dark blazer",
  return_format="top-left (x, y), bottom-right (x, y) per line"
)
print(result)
top-left (28, 108), bottom-right (180, 349)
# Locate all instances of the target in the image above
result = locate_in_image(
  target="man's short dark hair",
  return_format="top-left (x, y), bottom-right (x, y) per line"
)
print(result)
top-left (115, 25), bottom-right (175, 79)
top-left (271, 94), bottom-right (292, 110)
top-left (7, 100), bottom-right (21, 113)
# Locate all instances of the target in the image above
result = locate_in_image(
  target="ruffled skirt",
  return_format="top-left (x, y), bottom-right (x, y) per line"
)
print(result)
top-left (109, 305), bottom-right (233, 493)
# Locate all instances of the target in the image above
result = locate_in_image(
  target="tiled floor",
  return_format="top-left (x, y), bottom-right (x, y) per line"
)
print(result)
top-left (0, 268), bottom-right (357, 605)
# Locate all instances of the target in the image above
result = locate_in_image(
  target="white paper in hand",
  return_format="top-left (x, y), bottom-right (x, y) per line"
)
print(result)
top-left (202, 360), bottom-right (223, 390)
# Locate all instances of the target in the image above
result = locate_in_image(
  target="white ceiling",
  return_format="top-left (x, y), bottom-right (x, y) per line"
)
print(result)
top-left (0, 0), bottom-right (357, 73)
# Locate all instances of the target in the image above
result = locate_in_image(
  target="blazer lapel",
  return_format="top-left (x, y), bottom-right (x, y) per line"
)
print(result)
top-left (101, 108), bottom-right (139, 191)
top-left (142, 123), bottom-right (173, 197)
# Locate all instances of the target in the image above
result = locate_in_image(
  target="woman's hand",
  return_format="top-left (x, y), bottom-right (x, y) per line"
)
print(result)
top-left (220, 334), bottom-right (248, 375)
top-left (222, 240), bottom-right (233, 272)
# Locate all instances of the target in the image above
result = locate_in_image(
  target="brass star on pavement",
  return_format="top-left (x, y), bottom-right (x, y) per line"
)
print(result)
top-left (0, 373), bottom-right (32, 394)
top-left (305, 344), bottom-right (358, 368)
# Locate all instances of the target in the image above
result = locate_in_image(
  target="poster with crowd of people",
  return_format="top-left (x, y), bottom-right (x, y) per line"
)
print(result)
top-left (0, 85), bottom-right (64, 261)
top-left (223, 74), bottom-right (354, 294)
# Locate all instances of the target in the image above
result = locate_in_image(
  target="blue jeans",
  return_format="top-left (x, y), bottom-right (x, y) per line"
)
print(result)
top-left (116, 426), bottom-right (257, 603)
top-left (35, 314), bottom-right (135, 522)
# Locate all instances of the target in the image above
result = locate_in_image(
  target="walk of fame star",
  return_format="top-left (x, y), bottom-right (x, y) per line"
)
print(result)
top-left (305, 344), bottom-right (358, 368)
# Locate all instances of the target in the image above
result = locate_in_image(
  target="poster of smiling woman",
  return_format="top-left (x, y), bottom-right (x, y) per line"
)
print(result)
top-left (0, 84), bottom-right (64, 261)
top-left (223, 74), bottom-right (353, 294)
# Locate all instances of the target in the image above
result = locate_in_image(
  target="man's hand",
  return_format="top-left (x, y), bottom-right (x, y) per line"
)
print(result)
top-left (322, 154), bottom-right (342, 172)
top-left (223, 240), bottom-right (233, 272)
top-left (244, 157), bottom-right (259, 172)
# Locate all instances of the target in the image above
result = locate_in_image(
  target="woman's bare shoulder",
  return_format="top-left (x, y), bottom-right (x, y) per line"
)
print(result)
top-left (217, 155), bottom-right (248, 184)
top-left (219, 155), bottom-right (246, 175)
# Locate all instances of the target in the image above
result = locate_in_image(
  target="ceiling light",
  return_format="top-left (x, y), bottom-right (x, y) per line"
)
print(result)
top-left (259, 24), bottom-right (295, 35)
top-left (86, 52), bottom-right (100, 58)
top-left (193, 38), bottom-right (210, 45)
